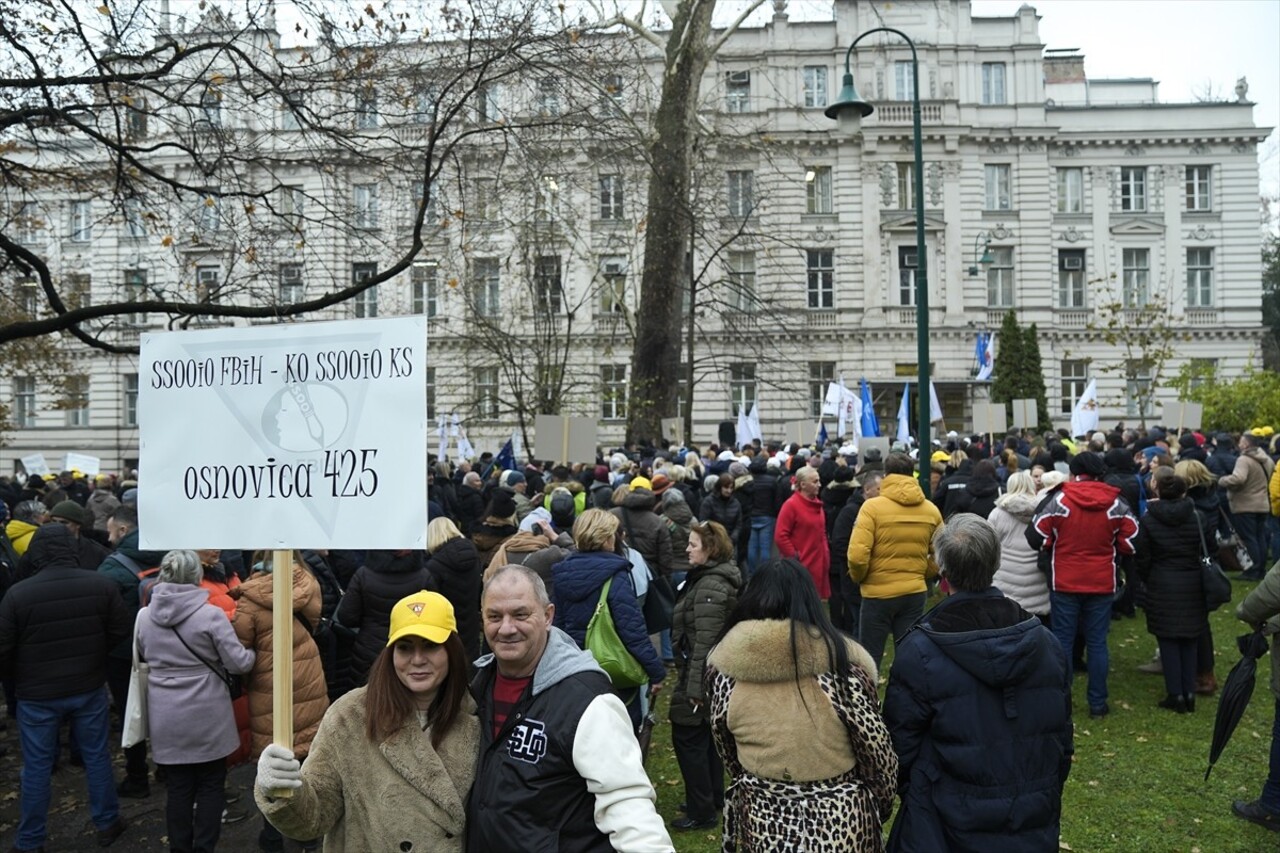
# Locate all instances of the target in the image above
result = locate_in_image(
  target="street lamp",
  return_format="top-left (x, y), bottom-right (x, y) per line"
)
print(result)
top-left (969, 233), bottom-right (993, 276)
top-left (826, 27), bottom-right (933, 496)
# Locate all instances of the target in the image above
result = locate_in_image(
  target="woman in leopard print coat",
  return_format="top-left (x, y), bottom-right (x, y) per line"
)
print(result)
top-left (707, 559), bottom-right (897, 852)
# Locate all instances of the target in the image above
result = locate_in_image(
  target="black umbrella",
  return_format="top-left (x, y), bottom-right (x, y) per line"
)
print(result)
top-left (637, 712), bottom-right (657, 765)
top-left (1205, 627), bottom-right (1270, 780)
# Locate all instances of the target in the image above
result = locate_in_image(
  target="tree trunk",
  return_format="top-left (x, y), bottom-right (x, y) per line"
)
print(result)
top-left (625, 0), bottom-right (716, 445)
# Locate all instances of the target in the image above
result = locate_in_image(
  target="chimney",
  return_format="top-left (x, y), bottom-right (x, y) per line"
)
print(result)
top-left (1043, 49), bottom-right (1085, 84)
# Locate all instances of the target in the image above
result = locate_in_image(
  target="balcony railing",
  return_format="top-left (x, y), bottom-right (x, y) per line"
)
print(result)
top-left (1186, 308), bottom-right (1219, 326)
top-left (1056, 309), bottom-right (1091, 329)
top-left (868, 101), bottom-right (944, 124)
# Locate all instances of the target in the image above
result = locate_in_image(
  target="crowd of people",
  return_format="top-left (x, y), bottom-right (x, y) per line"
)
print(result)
top-left (0, 421), bottom-right (1279, 850)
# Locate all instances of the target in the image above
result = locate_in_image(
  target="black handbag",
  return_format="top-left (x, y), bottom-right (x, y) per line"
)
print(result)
top-left (1197, 513), bottom-right (1232, 612)
top-left (620, 509), bottom-right (674, 633)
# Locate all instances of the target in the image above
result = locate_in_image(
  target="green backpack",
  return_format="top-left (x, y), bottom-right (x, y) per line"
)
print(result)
top-left (584, 577), bottom-right (648, 688)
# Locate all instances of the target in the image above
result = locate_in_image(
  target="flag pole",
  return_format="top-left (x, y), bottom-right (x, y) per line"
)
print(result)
top-left (270, 548), bottom-right (294, 799)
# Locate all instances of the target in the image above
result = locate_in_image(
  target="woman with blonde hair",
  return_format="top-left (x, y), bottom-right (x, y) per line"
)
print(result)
top-left (424, 517), bottom-right (482, 662)
top-left (989, 471), bottom-right (1050, 622)
top-left (549, 509), bottom-right (666, 726)
top-left (1176, 458), bottom-right (1224, 695)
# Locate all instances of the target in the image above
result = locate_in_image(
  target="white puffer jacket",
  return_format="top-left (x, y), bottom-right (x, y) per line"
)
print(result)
top-left (988, 492), bottom-right (1050, 616)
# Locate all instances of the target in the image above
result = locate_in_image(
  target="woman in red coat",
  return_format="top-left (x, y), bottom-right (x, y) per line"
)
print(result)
top-left (774, 467), bottom-right (831, 598)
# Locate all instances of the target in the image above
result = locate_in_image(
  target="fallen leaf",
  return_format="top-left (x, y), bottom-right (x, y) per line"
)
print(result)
top-left (1136, 736), bottom-right (1148, 743)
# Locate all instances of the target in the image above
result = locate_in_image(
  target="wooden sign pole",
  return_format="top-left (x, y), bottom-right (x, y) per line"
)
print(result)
top-left (271, 548), bottom-right (294, 799)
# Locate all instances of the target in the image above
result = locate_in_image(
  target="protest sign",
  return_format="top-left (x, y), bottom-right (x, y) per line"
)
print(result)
top-left (660, 417), bottom-right (684, 446)
top-left (972, 401), bottom-right (1008, 437)
top-left (137, 317), bottom-right (428, 550)
top-left (20, 454), bottom-right (50, 477)
top-left (534, 415), bottom-right (598, 465)
top-left (1010, 398), bottom-right (1036, 429)
top-left (64, 452), bottom-right (101, 475)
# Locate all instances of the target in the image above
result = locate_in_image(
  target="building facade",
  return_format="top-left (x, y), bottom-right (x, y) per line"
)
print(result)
top-left (0, 0), bottom-right (1270, 472)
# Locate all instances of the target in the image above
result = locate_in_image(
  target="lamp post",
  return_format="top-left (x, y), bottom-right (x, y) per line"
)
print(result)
top-left (826, 27), bottom-right (932, 495)
top-left (969, 232), bottom-right (993, 277)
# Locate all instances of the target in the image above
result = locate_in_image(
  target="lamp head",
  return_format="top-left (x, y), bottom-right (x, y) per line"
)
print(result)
top-left (968, 235), bottom-right (994, 277)
top-left (824, 71), bottom-right (874, 133)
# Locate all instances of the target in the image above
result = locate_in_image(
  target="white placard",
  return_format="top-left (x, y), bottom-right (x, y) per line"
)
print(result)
top-left (972, 401), bottom-right (1008, 436)
top-left (64, 452), bottom-right (101, 475)
top-left (660, 417), bottom-right (684, 446)
top-left (1010, 398), bottom-right (1036, 429)
top-left (534, 415), bottom-right (598, 465)
top-left (137, 317), bottom-right (428, 550)
top-left (20, 454), bottom-right (50, 477)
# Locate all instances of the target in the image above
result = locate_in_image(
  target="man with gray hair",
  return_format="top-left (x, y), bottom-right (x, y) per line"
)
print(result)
top-left (883, 514), bottom-right (1073, 852)
top-left (468, 565), bottom-right (673, 852)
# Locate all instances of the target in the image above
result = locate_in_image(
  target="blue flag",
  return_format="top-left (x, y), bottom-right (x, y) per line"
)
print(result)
top-left (494, 439), bottom-right (517, 473)
top-left (816, 421), bottom-right (829, 447)
top-left (860, 378), bottom-right (880, 437)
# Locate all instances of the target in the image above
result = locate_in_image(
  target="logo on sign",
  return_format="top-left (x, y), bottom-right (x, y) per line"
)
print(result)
top-left (506, 718), bottom-right (548, 764)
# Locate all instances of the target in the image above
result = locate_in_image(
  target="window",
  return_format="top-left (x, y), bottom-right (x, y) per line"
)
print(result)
top-left (16, 279), bottom-right (38, 316)
top-left (898, 246), bottom-right (918, 306)
top-left (533, 176), bottom-right (558, 223)
top-left (1056, 167), bottom-right (1084, 214)
top-left (729, 362), bottom-right (756, 416)
top-left (473, 258), bottom-right (500, 317)
top-left (806, 166), bottom-right (833, 215)
top-left (1186, 166), bottom-right (1212, 212)
top-left (599, 174), bottom-right (624, 220)
top-left (15, 202), bottom-right (41, 245)
top-left (1120, 167), bottom-right (1146, 212)
top-left (124, 197), bottom-right (146, 238)
top-left (70, 200), bottom-right (91, 242)
top-left (1125, 360), bottom-right (1154, 417)
top-left (599, 73), bottom-right (624, 115)
top-left (600, 257), bottom-right (627, 314)
top-left (411, 262), bottom-right (438, 317)
top-left (195, 189), bottom-right (219, 232)
top-left (126, 101), bottom-right (148, 139)
top-left (981, 62), bottom-right (1007, 104)
top-left (809, 361), bottom-right (835, 418)
top-left (470, 178), bottom-right (495, 222)
top-left (280, 91), bottom-right (304, 130)
top-left (601, 365), bottom-right (627, 420)
top-left (725, 71), bottom-right (750, 113)
top-left (534, 255), bottom-right (563, 314)
top-left (281, 185), bottom-right (304, 228)
top-left (279, 263), bottom-right (304, 304)
top-left (200, 87), bottom-right (221, 127)
top-left (425, 366), bottom-right (436, 420)
top-left (195, 265), bottom-right (220, 303)
top-left (1187, 247), bottom-right (1214, 307)
top-left (355, 88), bottom-right (379, 129)
top-left (726, 170), bottom-right (754, 217)
top-left (475, 367), bottom-right (499, 419)
top-left (13, 377), bottom-right (35, 428)
top-left (896, 163), bottom-right (916, 208)
top-left (984, 164), bottom-right (1011, 210)
top-left (806, 249), bottom-right (834, 309)
top-left (123, 268), bottom-right (147, 324)
top-left (1058, 250), bottom-right (1086, 308)
top-left (803, 66), bottom-right (828, 108)
top-left (353, 183), bottom-right (379, 229)
top-left (1122, 248), bottom-right (1150, 307)
top-left (727, 251), bottom-right (755, 311)
top-left (894, 61), bottom-right (916, 101)
top-left (986, 247), bottom-right (1014, 307)
top-left (412, 83), bottom-right (438, 125)
top-left (64, 376), bottom-right (89, 427)
top-left (1188, 358), bottom-right (1218, 390)
top-left (1060, 359), bottom-right (1087, 415)
top-left (352, 263), bottom-right (378, 318)
top-left (123, 374), bottom-right (138, 427)
top-left (65, 273), bottom-right (91, 309)
top-left (476, 84), bottom-right (501, 122)
top-left (536, 77), bottom-right (561, 116)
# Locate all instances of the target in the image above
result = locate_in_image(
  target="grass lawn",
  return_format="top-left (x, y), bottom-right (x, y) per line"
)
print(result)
top-left (643, 583), bottom-right (1277, 852)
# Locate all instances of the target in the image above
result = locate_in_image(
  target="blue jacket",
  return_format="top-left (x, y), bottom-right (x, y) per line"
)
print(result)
top-left (550, 550), bottom-right (666, 684)
top-left (884, 588), bottom-right (1073, 853)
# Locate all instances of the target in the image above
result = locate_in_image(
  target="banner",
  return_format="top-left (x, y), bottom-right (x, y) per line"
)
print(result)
top-left (1070, 379), bottom-right (1099, 438)
top-left (137, 317), bottom-right (428, 550)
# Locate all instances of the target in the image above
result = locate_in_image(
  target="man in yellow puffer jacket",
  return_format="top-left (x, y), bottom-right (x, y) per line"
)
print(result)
top-left (847, 452), bottom-right (943, 669)
top-left (5, 501), bottom-right (49, 556)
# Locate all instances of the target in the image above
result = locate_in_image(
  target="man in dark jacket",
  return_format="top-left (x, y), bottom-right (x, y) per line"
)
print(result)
top-left (744, 455), bottom-right (781, 577)
top-left (0, 523), bottom-right (131, 851)
top-left (829, 472), bottom-right (882, 636)
top-left (42, 499), bottom-right (109, 571)
top-left (1027, 452), bottom-right (1138, 718)
top-left (884, 514), bottom-right (1072, 852)
top-left (454, 471), bottom-right (487, 536)
top-left (469, 566), bottom-right (672, 852)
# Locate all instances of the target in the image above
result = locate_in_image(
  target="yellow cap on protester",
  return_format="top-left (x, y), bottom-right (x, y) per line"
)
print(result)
top-left (386, 591), bottom-right (457, 646)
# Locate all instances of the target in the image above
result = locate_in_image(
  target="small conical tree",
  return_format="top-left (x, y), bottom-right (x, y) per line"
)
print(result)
top-left (1023, 323), bottom-right (1053, 432)
top-left (990, 310), bottom-right (1024, 406)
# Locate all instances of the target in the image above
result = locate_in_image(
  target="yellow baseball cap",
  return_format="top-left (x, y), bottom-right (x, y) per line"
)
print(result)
top-left (931, 450), bottom-right (951, 464)
top-left (386, 591), bottom-right (457, 646)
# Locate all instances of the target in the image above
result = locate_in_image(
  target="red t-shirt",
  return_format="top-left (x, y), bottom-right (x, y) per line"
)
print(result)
top-left (492, 673), bottom-right (531, 739)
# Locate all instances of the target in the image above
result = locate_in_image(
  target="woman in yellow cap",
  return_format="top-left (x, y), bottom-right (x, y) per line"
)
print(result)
top-left (252, 591), bottom-right (478, 851)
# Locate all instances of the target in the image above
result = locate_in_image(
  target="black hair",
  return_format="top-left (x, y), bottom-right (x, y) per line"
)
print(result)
top-left (722, 559), bottom-right (852, 714)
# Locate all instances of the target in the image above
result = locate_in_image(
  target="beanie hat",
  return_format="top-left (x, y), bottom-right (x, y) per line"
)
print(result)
top-left (549, 488), bottom-right (576, 529)
top-left (1178, 433), bottom-right (1198, 450)
top-left (1068, 452), bottom-right (1106, 478)
top-left (593, 465), bottom-right (610, 484)
top-left (49, 500), bottom-right (87, 526)
top-left (728, 462), bottom-right (748, 479)
top-left (500, 470), bottom-right (526, 489)
top-left (486, 490), bottom-right (517, 520)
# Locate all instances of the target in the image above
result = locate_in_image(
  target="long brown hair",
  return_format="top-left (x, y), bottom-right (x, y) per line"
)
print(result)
top-left (365, 632), bottom-right (468, 748)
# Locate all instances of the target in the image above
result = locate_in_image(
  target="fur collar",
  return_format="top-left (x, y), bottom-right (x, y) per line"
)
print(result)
top-left (994, 490), bottom-right (1040, 521)
top-left (376, 693), bottom-right (478, 836)
top-left (708, 619), bottom-right (877, 684)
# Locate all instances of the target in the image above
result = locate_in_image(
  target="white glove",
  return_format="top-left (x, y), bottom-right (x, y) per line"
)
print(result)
top-left (256, 742), bottom-right (303, 793)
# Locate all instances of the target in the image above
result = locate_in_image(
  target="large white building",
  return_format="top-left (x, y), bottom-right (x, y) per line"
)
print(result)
top-left (0, 0), bottom-right (1271, 472)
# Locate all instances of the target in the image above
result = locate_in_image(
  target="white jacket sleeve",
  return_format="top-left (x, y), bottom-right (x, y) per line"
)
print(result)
top-left (571, 694), bottom-right (675, 853)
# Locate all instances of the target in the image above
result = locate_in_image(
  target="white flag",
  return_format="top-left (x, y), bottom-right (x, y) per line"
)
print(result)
top-left (736, 406), bottom-right (751, 448)
top-left (455, 416), bottom-right (475, 461)
top-left (929, 381), bottom-right (944, 423)
top-left (746, 402), bottom-right (763, 443)
top-left (975, 333), bottom-right (995, 382)
top-left (511, 430), bottom-right (524, 464)
top-left (896, 383), bottom-right (911, 444)
top-left (1071, 378), bottom-right (1099, 438)
top-left (836, 375), bottom-right (859, 440)
top-left (448, 413), bottom-right (460, 437)
top-left (436, 415), bottom-right (448, 462)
